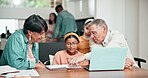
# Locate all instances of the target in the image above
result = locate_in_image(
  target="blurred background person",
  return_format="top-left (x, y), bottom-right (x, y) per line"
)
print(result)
top-left (45, 13), bottom-right (57, 41)
top-left (77, 19), bottom-right (94, 54)
top-left (52, 5), bottom-right (77, 41)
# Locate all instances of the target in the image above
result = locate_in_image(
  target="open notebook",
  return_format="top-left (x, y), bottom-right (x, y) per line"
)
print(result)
top-left (46, 65), bottom-right (82, 70)
top-left (85, 47), bottom-right (128, 71)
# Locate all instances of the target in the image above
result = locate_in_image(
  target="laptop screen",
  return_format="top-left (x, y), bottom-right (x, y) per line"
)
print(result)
top-left (89, 47), bottom-right (128, 71)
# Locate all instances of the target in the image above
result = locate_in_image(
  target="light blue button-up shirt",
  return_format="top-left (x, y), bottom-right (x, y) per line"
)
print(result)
top-left (0, 29), bottom-right (40, 69)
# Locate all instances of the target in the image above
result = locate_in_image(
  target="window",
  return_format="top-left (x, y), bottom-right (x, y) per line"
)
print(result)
top-left (0, 0), bottom-right (62, 8)
top-left (0, 19), bottom-right (18, 35)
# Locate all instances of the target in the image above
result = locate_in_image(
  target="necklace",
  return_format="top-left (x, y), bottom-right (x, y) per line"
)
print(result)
top-left (66, 50), bottom-right (78, 55)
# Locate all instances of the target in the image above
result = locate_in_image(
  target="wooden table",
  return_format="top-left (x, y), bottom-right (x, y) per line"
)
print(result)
top-left (0, 67), bottom-right (147, 78)
top-left (34, 67), bottom-right (148, 78)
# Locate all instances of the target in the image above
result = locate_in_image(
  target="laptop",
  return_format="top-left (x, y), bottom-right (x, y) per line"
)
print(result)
top-left (85, 47), bottom-right (128, 71)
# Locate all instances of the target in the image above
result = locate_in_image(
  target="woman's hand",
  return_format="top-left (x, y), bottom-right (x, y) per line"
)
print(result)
top-left (35, 62), bottom-right (45, 69)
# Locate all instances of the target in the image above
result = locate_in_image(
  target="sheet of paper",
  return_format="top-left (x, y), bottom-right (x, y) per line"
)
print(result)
top-left (0, 69), bottom-right (39, 77)
top-left (0, 65), bottom-right (19, 75)
top-left (46, 64), bottom-right (82, 70)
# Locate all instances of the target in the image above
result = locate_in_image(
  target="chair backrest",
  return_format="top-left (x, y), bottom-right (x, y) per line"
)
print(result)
top-left (39, 41), bottom-right (66, 63)
top-left (134, 57), bottom-right (146, 68)
top-left (0, 50), bottom-right (3, 58)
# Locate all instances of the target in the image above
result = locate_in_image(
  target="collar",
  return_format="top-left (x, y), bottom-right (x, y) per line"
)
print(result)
top-left (102, 29), bottom-right (111, 46)
top-left (19, 29), bottom-right (36, 47)
top-left (19, 29), bottom-right (29, 44)
top-left (60, 10), bottom-right (68, 13)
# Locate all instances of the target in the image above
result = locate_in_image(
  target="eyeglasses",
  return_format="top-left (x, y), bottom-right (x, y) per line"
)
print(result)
top-left (66, 42), bottom-right (78, 47)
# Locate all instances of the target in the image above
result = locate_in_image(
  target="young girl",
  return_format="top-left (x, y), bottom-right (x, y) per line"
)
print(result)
top-left (53, 32), bottom-right (89, 66)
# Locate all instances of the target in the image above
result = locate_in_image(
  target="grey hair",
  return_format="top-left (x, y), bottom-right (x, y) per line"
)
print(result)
top-left (88, 19), bottom-right (108, 29)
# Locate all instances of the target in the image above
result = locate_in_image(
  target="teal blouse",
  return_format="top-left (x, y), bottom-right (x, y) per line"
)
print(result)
top-left (0, 29), bottom-right (40, 70)
top-left (52, 10), bottom-right (77, 39)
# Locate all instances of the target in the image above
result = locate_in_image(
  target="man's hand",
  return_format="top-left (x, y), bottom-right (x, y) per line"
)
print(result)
top-left (124, 58), bottom-right (134, 69)
top-left (68, 55), bottom-right (86, 65)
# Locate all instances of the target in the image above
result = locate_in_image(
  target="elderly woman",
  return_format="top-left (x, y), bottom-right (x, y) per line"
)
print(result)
top-left (0, 14), bottom-right (48, 69)
top-left (53, 32), bottom-right (89, 66)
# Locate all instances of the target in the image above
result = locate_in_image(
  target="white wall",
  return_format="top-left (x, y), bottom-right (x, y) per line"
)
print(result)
top-left (125, 0), bottom-right (139, 58)
top-left (139, 0), bottom-right (148, 69)
top-left (95, 0), bottom-right (125, 34)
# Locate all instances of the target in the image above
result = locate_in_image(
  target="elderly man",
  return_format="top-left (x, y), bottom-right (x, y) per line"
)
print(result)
top-left (69, 19), bottom-right (138, 68)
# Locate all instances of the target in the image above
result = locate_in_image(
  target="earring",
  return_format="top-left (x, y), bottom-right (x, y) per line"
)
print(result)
top-left (29, 33), bottom-right (31, 43)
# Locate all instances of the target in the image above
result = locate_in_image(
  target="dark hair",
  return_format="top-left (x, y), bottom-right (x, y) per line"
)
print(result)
top-left (48, 13), bottom-right (57, 24)
top-left (64, 32), bottom-right (80, 43)
top-left (55, 5), bottom-right (63, 11)
top-left (23, 14), bottom-right (48, 34)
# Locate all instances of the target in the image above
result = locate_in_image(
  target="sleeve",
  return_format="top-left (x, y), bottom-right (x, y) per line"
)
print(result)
top-left (84, 52), bottom-right (91, 60)
top-left (52, 15), bottom-right (62, 38)
top-left (77, 53), bottom-right (89, 66)
top-left (7, 36), bottom-right (36, 69)
top-left (33, 43), bottom-right (40, 63)
top-left (52, 52), bottom-right (61, 65)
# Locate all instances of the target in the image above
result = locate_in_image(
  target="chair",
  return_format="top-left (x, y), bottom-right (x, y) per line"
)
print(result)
top-left (125, 38), bottom-right (146, 68)
top-left (134, 57), bottom-right (146, 68)
top-left (44, 55), bottom-right (54, 65)
top-left (39, 41), bottom-right (66, 65)
top-left (0, 50), bottom-right (3, 58)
